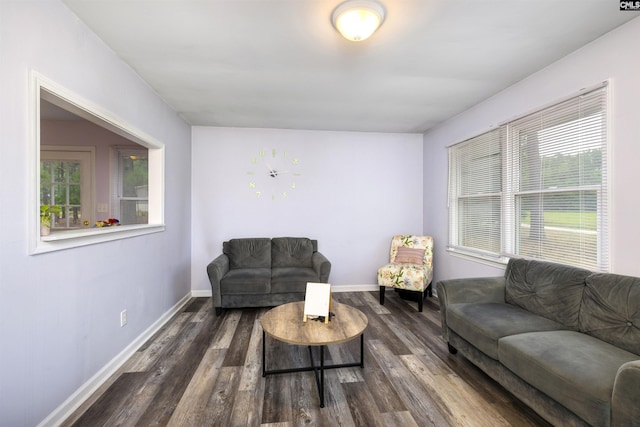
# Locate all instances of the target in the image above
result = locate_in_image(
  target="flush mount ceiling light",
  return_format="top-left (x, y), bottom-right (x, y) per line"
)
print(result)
top-left (331, 0), bottom-right (386, 42)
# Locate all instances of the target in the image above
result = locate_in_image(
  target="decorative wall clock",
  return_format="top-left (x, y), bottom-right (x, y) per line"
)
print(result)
top-left (247, 148), bottom-right (300, 200)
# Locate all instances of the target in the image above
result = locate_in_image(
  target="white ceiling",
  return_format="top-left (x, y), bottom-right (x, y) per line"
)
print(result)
top-left (62, 1), bottom-right (638, 134)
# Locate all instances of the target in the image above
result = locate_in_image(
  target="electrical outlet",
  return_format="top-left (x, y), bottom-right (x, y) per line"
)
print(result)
top-left (120, 309), bottom-right (127, 327)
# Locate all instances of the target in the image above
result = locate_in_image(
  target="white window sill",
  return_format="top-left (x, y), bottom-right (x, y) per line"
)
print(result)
top-left (32, 224), bottom-right (165, 254)
top-left (446, 247), bottom-right (509, 270)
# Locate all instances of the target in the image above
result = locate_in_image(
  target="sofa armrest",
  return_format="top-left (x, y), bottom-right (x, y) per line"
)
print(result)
top-left (206, 254), bottom-right (230, 310)
top-left (436, 276), bottom-right (506, 343)
top-left (312, 251), bottom-right (331, 283)
top-left (611, 360), bottom-right (640, 426)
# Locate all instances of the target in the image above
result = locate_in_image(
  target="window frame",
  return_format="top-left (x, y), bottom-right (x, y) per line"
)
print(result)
top-left (111, 147), bottom-right (149, 225)
top-left (30, 71), bottom-right (165, 255)
top-left (40, 146), bottom-right (95, 230)
top-left (447, 82), bottom-right (610, 271)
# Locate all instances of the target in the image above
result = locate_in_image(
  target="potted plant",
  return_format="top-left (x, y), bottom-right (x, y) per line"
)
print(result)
top-left (40, 205), bottom-right (62, 236)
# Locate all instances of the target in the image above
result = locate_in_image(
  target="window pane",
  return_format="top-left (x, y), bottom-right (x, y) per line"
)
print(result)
top-left (516, 191), bottom-right (598, 269)
top-left (448, 128), bottom-right (502, 256)
top-left (69, 184), bottom-right (80, 205)
top-left (53, 184), bottom-right (66, 205)
top-left (120, 200), bottom-right (148, 224)
top-left (114, 149), bottom-right (149, 225)
top-left (68, 161), bottom-right (81, 183)
top-left (65, 207), bottom-right (83, 228)
top-left (122, 156), bottom-right (148, 197)
top-left (458, 196), bottom-right (501, 253)
top-left (518, 113), bottom-right (604, 192)
top-left (509, 85), bottom-right (607, 270)
top-left (40, 157), bottom-right (86, 230)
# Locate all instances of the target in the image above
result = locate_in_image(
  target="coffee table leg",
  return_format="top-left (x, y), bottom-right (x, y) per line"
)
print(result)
top-left (262, 330), bottom-right (266, 377)
top-left (320, 345), bottom-right (325, 408)
top-left (360, 334), bottom-right (364, 368)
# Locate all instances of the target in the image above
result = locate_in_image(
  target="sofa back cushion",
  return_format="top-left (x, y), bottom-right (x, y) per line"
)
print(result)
top-left (224, 238), bottom-right (271, 269)
top-left (272, 237), bottom-right (315, 268)
top-left (505, 258), bottom-right (591, 329)
top-left (579, 273), bottom-right (640, 355)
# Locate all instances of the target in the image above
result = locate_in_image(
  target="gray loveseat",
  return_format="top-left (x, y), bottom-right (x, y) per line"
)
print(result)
top-left (206, 237), bottom-right (331, 315)
top-left (437, 258), bottom-right (640, 426)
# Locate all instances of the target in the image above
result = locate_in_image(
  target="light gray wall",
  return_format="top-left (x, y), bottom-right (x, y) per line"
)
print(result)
top-left (0, 2), bottom-right (191, 425)
top-left (423, 16), bottom-right (640, 283)
top-left (191, 126), bottom-right (424, 291)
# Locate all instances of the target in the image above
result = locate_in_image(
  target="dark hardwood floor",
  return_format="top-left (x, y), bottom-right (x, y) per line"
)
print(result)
top-left (62, 291), bottom-right (551, 426)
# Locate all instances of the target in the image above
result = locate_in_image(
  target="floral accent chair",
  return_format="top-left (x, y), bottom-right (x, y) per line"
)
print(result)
top-left (377, 235), bottom-right (434, 312)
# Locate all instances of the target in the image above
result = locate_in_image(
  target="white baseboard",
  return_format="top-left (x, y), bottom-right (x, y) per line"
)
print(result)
top-left (191, 289), bottom-right (212, 297)
top-left (38, 292), bottom-right (193, 427)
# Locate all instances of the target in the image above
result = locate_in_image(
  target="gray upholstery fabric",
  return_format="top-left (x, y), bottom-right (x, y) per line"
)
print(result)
top-left (438, 259), bottom-right (640, 427)
top-left (579, 273), bottom-right (640, 356)
top-left (436, 277), bottom-right (506, 342)
top-left (505, 258), bottom-right (591, 329)
top-left (220, 268), bottom-right (271, 294)
top-left (312, 252), bottom-right (332, 283)
top-left (208, 237), bottom-right (331, 312)
top-left (271, 237), bottom-right (314, 268)
top-left (224, 238), bottom-right (271, 269)
top-left (447, 302), bottom-right (568, 359)
top-left (611, 360), bottom-right (640, 426)
top-left (271, 267), bottom-right (319, 293)
top-left (499, 330), bottom-right (639, 427)
top-left (221, 292), bottom-right (305, 309)
top-left (206, 253), bottom-right (229, 308)
top-left (448, 330), bottom-right (589, 427)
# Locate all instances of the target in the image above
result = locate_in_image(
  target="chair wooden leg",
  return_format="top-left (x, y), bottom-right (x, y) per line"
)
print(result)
top-left (379, 286), bottom-right (386, 305)
top-left (428, 283), bottom-right (433, 297)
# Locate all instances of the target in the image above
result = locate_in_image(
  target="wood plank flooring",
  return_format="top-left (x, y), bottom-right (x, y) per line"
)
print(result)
top-left (61, 291), bottom-right (551, 426)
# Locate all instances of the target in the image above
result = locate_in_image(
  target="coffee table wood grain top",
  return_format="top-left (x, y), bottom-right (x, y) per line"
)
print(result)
top-left (261, 301), bottom-right (368, 346)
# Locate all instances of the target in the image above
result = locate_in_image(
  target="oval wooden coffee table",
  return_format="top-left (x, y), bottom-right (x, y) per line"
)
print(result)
top-left (261, 301), bottom-right (368, 407)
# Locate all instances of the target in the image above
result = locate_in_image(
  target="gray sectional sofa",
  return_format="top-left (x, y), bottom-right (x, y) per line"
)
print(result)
top-left (437, 258), bottom-right (640, 426)
top-left (206, 237), bottom-right (331, 315)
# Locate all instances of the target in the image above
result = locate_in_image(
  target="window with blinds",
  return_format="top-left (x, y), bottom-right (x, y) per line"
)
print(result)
top-left (448, 83), bottom-right (608, 271)
top-left (448, 128), bottom-right (503, 258)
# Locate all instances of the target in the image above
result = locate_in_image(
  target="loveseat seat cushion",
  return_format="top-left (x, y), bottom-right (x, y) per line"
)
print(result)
top-left (271, 267), bottom-right (319, 293)
top-left (224, 238), bottom-right (271, 269)
top-left (272, 237), bottom-right (314, 268)
top-left (499, 330), bottom-right (639, 427)
top-left (579, 272), bottom-right (640, 356)
top-left (505, 258), bottom-right (591, 329)
top-left (447, 302), bottom-right (568, 359)
top-left (220, 268), bottom-right (271, 294)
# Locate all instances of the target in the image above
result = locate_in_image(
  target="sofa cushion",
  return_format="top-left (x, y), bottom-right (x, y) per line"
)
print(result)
top-left (272, 237), bottom-right (314, 268)
top-left (499, 330), bottom-right (639, 427)
top-left (271, 267), bottom-right (319, 293)
top-left (447, 302), bottom-right (568, 359)
top-left (579, 273), bottom-right (640, 356)
top-left (220, 268), bottom-right (271, 294)
top-left (224, 238), bottom-right (271, 269)
top-left (505, 258), bottom-right (591, 329)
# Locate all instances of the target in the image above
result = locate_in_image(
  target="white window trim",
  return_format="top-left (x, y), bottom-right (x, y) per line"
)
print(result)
top-left (29, 71), bottom-right (165, 255)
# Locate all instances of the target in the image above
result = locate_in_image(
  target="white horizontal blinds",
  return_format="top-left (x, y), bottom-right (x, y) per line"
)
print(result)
top-left (448, 128), bottom-right (502, 257)
top-left (505, 84), bottom-right (608, 270)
